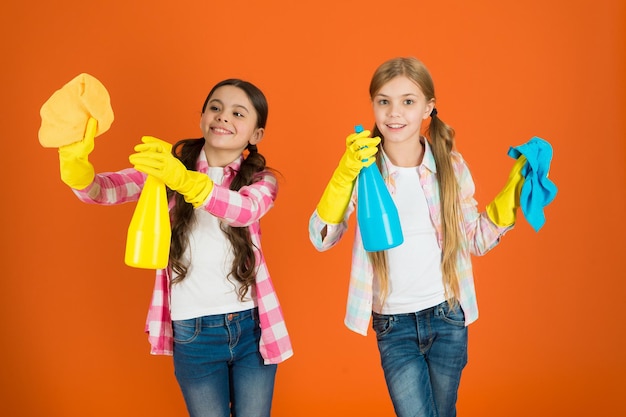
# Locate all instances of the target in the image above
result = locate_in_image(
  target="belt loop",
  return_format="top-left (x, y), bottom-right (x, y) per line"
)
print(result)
top-left (436, 302), bottom-right (444, 317)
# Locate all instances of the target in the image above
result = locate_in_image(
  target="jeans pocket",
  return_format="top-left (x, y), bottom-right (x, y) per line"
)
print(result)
top-left (173, 318), bottom-right (200, 344)
top-left (438, 302), bottom-right (466, 327)
top-left (372, 313), bottom-right (394, 338)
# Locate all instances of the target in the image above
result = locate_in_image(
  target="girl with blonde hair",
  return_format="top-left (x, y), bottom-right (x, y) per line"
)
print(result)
top-left (309, 57), bottom-right (524, 417)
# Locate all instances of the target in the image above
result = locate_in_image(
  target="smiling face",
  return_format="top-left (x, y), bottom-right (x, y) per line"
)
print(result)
top-left (372, 75), bottom-right (434, 148)
top-left (199, 84), bottom-right (264, 166)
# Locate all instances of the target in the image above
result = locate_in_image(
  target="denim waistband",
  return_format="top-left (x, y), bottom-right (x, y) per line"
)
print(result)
top-left (373, 300), bottom-right (458, 318)
top-left (175, 307), bottom-right (258, 326)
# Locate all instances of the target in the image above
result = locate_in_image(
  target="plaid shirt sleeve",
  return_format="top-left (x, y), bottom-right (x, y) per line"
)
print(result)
top-left (454, 152), bottom-right (512, 255)
top-left (203, 171), bottom-right (278, 226)
top-left (308, 187), bottom-right (356, 251)
top-left (72, 168), bottom-right (147, 205)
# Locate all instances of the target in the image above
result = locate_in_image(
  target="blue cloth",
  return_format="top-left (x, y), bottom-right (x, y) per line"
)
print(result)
top-left (507, 137), bottom-right (558, 232)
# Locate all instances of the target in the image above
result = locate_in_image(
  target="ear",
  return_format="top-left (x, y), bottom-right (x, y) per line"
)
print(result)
top-left (199, 111), bottom-right (205, 131)
top-left (423, 99), bottom-right (436, 120)
top-left (249, 127), bottom-right (265, 145)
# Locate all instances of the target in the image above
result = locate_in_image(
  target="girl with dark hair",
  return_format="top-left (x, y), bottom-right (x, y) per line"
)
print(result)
top-left (60, 78), bottom-right (292, 417)
top-left (309, 57), bottom-right (525, 417)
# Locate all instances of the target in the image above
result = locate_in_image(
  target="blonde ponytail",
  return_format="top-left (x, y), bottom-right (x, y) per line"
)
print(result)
top-left (367, 57), bottom-right (463, 308)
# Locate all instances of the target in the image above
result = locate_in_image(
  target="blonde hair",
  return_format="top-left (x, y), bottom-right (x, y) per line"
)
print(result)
top-left (367, 57), bottom-right (462, 307)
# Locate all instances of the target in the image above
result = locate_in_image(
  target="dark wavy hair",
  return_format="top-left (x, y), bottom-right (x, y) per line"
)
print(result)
top-left (168, 79), bottom-right (270, 301)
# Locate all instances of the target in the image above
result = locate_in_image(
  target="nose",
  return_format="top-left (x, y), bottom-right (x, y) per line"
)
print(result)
top-left (216, 112), bottom-right (228, 123)
top-left (388, 103), bottom-right (401, 117)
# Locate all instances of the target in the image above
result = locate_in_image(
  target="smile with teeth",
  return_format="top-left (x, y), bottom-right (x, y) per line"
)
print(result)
top-left (387, 124), bottom-right (405, 129)
top-left (211, 126), bottom-right (233, 134)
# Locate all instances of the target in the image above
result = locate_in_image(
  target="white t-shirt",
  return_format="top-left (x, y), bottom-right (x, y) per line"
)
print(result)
top-left (372, 165), bottom-right (445, 314)
top-left (170, 167), bottom-right (255, 320)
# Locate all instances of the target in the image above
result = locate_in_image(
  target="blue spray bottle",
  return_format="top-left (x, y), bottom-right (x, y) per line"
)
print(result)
top-left (355, 125), bottom-right (404, 251)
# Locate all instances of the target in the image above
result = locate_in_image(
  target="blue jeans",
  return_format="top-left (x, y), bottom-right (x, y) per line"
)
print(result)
top-left (372, 301), bottom-right (468, 417)
top-left (173, 308), bottom-right (277, 417)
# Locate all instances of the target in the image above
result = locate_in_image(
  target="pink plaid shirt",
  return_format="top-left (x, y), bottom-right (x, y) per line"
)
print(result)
top-left (309, 138), bottom-right (512, 335)
top-left (74, 152), bottom-right (293, 364)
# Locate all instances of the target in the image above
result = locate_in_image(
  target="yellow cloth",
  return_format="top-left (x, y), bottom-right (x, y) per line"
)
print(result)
top-left (38, 73), bottom-right (114, 148)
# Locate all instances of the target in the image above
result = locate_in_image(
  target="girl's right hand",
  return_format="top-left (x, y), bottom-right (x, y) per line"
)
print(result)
top-left (339, 130), bottom-right (381, 182)
top-left (315, 130), bottom-right (381, 224)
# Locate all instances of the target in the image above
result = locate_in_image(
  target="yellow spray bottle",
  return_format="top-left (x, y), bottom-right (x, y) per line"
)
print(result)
top-left (125, 142), bottom-right (172, 269)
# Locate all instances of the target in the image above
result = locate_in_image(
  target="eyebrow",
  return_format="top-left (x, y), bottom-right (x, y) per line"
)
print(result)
top-left (208, 98), bottom-right (250, 113)
top-left (375, 93), bottom-right (419, 98)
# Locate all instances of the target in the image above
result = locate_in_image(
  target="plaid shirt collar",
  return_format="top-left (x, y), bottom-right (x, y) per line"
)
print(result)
top-left (196, 151), bottom-right (243, 177)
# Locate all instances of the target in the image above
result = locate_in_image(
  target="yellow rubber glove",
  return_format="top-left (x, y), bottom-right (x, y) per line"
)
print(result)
top-left (316, 130), bottom-right (381, 224)
top-left (58, 117), bottom-right (97, 189)
top-left (129, 136), bottom-right (213, 208)
top-left (486, 155), bottom-right (527, 227)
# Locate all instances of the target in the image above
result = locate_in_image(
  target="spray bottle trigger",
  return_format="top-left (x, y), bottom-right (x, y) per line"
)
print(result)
top-left (354, 124), bottom-right (369, 162)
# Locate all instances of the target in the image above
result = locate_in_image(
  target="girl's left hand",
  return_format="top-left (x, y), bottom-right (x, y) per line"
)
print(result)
top-left (130, 136), bottom-right (213, 207)
top-left (130, 136), bottom-right (177, 184)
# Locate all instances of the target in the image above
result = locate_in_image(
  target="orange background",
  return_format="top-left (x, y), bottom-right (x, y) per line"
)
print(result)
top-left (2, 0), bottom-right (625, 416)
